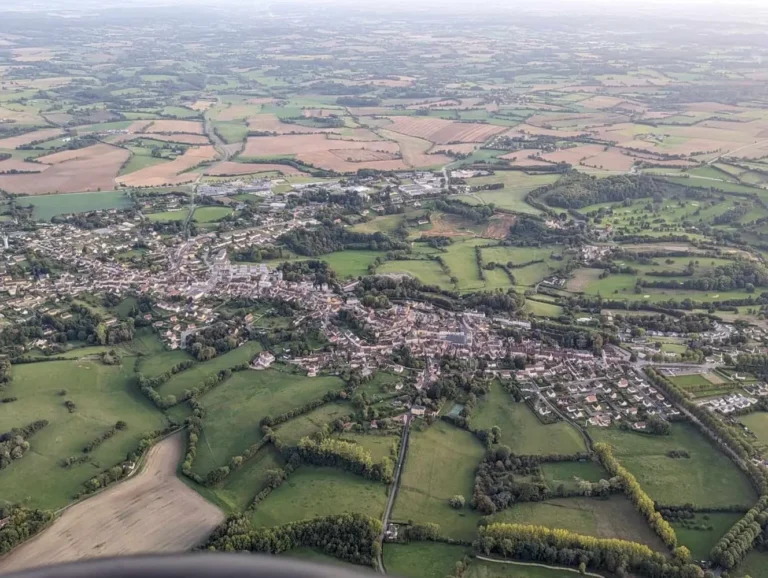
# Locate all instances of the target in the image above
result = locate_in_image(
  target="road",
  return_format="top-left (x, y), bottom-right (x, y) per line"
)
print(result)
top-left (708, 140), bottom-right (768, 165)
top-left (474, 556), bottom-right (606, 578)
top-left (376, 414), bottom-right (412, 574)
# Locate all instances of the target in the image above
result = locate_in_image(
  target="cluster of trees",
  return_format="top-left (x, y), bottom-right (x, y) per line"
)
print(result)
top-left (710, 496), bottom-right (768, 569)
top-left (0, 420), bottom-right (48, 470)
top-left (245, 449), bottom-right (302, 511)
top-left (0, 357), bottom-right (10, 385)
top-left (203, 513), bottom-right (382, 566)
top-left (279, 260), bottom-right (338, 287)
top-left (475, 523), bottom-right (702, 578)
top-left (638, 261), bottom-right (768, 292)
top-left (508, 215), bottom-right (585, 247)
top-left (433, 199), bottom-right (494, 224)
top-left (334, 309), bottom-right (377, 343)
top-left (532, 320), bottom-right (610, 353)
top-left (297, 437), bottom-right (394, 483)
top-left (83, 421), bottom-right (127, 453)
top-left (594, 443), bottom-right (677, 548)
top-left (735, 353), bottom-right (768, 377)
top-left (0, 506), bottom-right (54, 555)
top-left (279, 224), bottom-right (407, 256)
top-left (231, 245), bottom-right (284, 263)
top-left (535, 173), bottom-right (673, 210)
top-left (186, 323), bottom-right (240, 361)
top-left (472, 447), bottom-right (550, 513)
top-left (617, 314), bottom-right (713, 335)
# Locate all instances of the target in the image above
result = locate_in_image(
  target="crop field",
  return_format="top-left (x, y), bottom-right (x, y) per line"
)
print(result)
top-left (0, 127), bottom-right (64, 149)
top-left (350, 214), bottom-right (405, 234)
top-left (384, 543), bottom-right (470, 578)
top-left (472, 383), bottom-right (586, 455)
top-left (672, 512), bottom-right (742, 561)
top-left (0, 143), bottom-right (130, 195)
top-left (136, 349), bottom-right (195, 378)
top-left (464, 172), bottom-right (560, 213)
top-left (0, 360), bottom-right (166, 510)
top-left (0, 434), bottom-right (224, 574)
top-left (249, 467), bottom-right (387, 528)
top-left (156, 341), bottom-right (263, 399)
top-left (193, 371), bottom-right (343, 475)
top-left (590, 424), bottom-right (756, 508)
top-left (384, 117), bottom-right (506, 144)
top-left (489, 497), bottom-right (665, 549)
top-left (117, 145), bottom-right (216, 187)
top-left (22, 190), bottom-right (133, 221)
top-left (668, 373), bottom-right (717, 388)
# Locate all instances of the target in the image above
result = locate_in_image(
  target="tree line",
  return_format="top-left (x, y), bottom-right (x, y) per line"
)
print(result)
top-left (594, 443), bottom-right (677, 548)
top-left (1, 420), bottom-right (48, 470)
top-left (202, 513), bottom-right (382, 566)
top-left (297, 437), bottom-right (394, 483)
top-left (0, 505), bottom-right (54, 555)
top-left (710, 495), bottom-right (768, 569)
top-left (82, 420), bottom-right (127, 453)
top-left (476, 523), bottom-right (702, 578)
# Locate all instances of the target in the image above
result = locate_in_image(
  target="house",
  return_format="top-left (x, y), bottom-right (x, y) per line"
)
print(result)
top-left (253, 351), bottom-right (275, 369)
top-left (411, 405), bottom-right (426, 417)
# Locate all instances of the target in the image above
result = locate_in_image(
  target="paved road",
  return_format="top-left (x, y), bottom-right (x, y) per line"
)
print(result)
top-left (376, 414), bottom-right (412, 574)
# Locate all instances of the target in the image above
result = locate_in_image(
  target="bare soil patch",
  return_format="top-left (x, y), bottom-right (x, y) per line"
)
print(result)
top-left (0, 433), bottom-right (223, 574)
top-left (247, 114), bottom-right (335, 135)
top-left (566, 268), bottom-right (602, 292)
top-left (0, 128), bottom-right (64, 149)
top-left (484, 213), bottom-right (517, 239)
top-left (145, 120), bottom-right (204, 135)
top-left (541, 144), bottom-right (606, 165)
top-left (190, 100), bottom-right (216, 111)
top-left (0, 158), bottom-right (48, 173)
top-left (500, 149), bottom-right (551, 167)
top-left (330, 149), bottom-right (398, 162)
top-left (0, 144), bottom-right (129, 195)
top-left (115, 133), bottom-right (210, 146)
top-left (117, 145), bottom-right (216, 187)
top-left (581, 148), bottom-right (636, 171)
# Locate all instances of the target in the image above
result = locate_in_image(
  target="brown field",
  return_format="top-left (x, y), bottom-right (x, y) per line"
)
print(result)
top-left (12, 47), bottom-right (53, 62)
top-left (419, 212), bottom-right (474, 237)
top-left (0, 158), bottom-right (47, 173)
top-left (430, 142), bottom-right (477, 155)
top-left (126, 120), bottom-right (154, 133)
top-left (204, 162), bottom-right (305, 176)
top-left (366, 76), bottom-right (415, 87)
top-left (145, 120), bottom-right (204, 135)
top-left (566, 268), bottom-right (602, 292)
top-left (581, 148), bottom-right (636, 171)
top-left (0, 128), bottom-right (64, 149)
top-left (190, 100), bottom-right (216, 111)
top-left (483, 213), bottom-right (518, 239)
top-left (242, 134), bottom-right (394, 157)
top-left (405, 99), bottom-right (460, 110)
top-left (330, 148), bottom-right (398, 162)
top-left (0, 106), bottom-right (45, 125)
top-left (385, 117), bottom-right (505, 144)
top-left (0, 434), bottom-right (223, 574)
top-left (246, 97), bottom-right (276, 105)
top-left (579, 95), bottom-right (634, 110)
top-left (117, 145), bottom-right (216, 187)
top-left (326, 128), bottom-right (385, 141)
top-left (378, 129), bottom-right (452, 169)
top-left (541, 144), bottom-right (606, 165)
top-left (0, 144), bottom-right (129, 195)
top-left (347, 107), bottom-right (394, 116)
top-left (302, 108), bottom-right (341, 117)
top-left (499, 149), bottom-right (551, 166)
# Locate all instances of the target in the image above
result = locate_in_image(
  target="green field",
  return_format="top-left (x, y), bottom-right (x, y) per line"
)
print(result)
top-left (24, 191), bottom-right (133, 221)
top-left (488, 497), bottom-right (664, 549)
top-left (668, 374), bottom-right (715, 388)
top-left (145, 209), bottom-right (190, 221)
top-left (392, 420), bottom-right (485, 540)
top-left (463, 172), bottom-right (560, 214)
top-left (193, 206), bottom-right (234, 222)
top-left (334, 433), bottom-right (398, 462)
top-left (157, 341), bottom-right (262, 399)
top-left (194, 370), bottom-right (343, 475)
top-left (472, 383), bottom-right (586, 455)
top-left (208, 444), bottom-right (285, 512)
top-left (672, 512), bottom-right (742, 561)
top-left (0, 360), bottom-right (166, 509)
top-left (136, 349), bottom-right (195, 378)
top-left (377, 259), bottom-right (453, 289)
top-left (466, 559), bottom-right (594, 578)
top-left (734, 550), bottom-right (768, 578)
top-left (541, 461), bottom-right (609, 492)
top-left (738, 412), bottom-right (768, 445)
top-left (384, 542), bottom-right (470, 578)
top-left (480, 245), bottom-right (565, 287)
top-left (249, 467), bottom-right (387, 527)
top-left (120, 146), bottom-right (172, 176)
top-left (284, 547), bottom-right (368, 570)
top-left (350, 214), bottom-right (405, 234)
top-left (526, 300), bottom-right (564, 317)
top-left (273, 402), bottom-right (354, 446)
top-left (213, 120), bottom-right (249, 143)
top-left (590, 424), bottom-right (757, 508)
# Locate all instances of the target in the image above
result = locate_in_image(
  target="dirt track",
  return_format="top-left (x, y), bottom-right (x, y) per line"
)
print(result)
top-left (0, 433), bottom-right (223, 574)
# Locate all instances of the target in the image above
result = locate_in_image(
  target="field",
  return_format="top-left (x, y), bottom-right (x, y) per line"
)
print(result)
top-left (384, 116), bottom-right (506, 144)
top-left (273, 402), bottom-right (353, 446)
top-left (466, 559), bottom-right (599, 578)
top-left (156, 341), bottom-right (263, 399)
top-left (738, 412), bottom-right (768, 445)
top-left (472, 383), bottom-right (587, 455)
top-left (590, 424), bottom-right (757, 508)
top-left (489, 497), bottom-right (665, 549)
top-left (117, 145), bottom-right (216, 187)
top-left (22, 191), bottom-right (133, 221)
top-left (0, 434), bottom-right (224, 574)
top-left (0, 143), bottom-right (129, 195)
top-left (207, 444), bottom-right (285, 512)
top-left (0, 360), bottom-right (166, 510)
top-left (392, 420), bottom-right (485, 540)
top-left (204, 161), bottom-right (305, 176)
top-left (192, 206), bottom-right (233, 222)
top-left (145, 208), bottom-right (189, 222)
top-left (463, 172), bottom-right (560, 213)
top-left (541, 461), bottom-right (609, 492)
top-left (734, 550), bottom-right (768, 578)
top-left (384, 542), bottom-right (470, 578)
top-left (193, 370), bottom-right (343, 475)
top-left (672, 512), bottom-right (742, 561)
top-left (249, 467), bottom-right (387, 527)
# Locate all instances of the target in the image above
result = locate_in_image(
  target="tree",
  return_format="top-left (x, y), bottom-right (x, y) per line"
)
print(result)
top-left (449, 495), bottom-right (465, 509)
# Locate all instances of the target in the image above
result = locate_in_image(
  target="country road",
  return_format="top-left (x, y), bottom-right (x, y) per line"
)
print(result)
top-left (474, 556), bottom-right (606, 578)
top-left (376, 414), bottom-right (412, 573)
